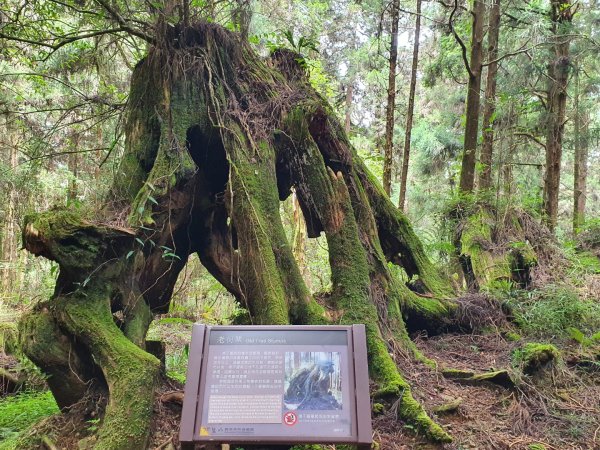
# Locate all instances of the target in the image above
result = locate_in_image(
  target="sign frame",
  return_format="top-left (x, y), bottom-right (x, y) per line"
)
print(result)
top-left (179, 324), bottom-right (372, 449)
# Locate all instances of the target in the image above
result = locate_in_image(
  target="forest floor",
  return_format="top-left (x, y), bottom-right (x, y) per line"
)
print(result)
top-left (374, 332), bottom-right (599, 450)
top-left (1, 293), bottom-right (599, 450)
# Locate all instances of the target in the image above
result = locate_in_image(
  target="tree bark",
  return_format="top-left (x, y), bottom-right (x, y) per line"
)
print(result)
top-left (344, 80), bottom-right (354, 134)
top-left (478, 0), bottom-right (501, 191)
top-left (67, 135), bottom-right (79, 202)
top-left (572, 68), bottom-right (588, 233)
top-left (0, 113), bottom-right (19, 293)
top-left (543, 0), bottom-right (574, 232)
top-left (503, 104), bottom-right (516, 199)
top-left (382, 0), bottom-right (400, 195)
top-left (458, 0), bottom-right (485, 194)
top-left (291, 191), bottom-right (311, 290)
top-left (398, 0), bottom-right (421, 211)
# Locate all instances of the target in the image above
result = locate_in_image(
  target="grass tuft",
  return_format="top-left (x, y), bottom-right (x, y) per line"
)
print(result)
top-left (504, 285), bottom-right (600, 338)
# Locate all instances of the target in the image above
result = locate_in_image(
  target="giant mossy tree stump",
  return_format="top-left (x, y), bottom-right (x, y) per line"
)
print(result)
top-left (20, 22), bottom-right (457, 449)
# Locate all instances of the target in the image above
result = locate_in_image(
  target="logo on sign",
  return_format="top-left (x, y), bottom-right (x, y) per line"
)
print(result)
top-left (283, 411), bottom-right (298, 426)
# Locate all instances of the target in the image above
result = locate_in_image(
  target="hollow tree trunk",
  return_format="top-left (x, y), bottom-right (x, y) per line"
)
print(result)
top-left (20, 23), bottom-right (456, 448)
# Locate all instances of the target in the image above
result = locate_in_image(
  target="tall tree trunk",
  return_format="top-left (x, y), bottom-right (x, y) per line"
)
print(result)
top-left (0, 113), bottom-right (19, 293)
top-left (182, 0), bottom-right (190, 27)
top-left (572, 68), bottom-right (588, 233)
top-left (382, 0), bottom-right (400, 195)
top-left (478, 0), bottom-right (501, 191)
top-left (344, 80), bottom-right (354, 134)
top-left (67, 136), bottom-right (79, 202)
top-left (458, 0), bottom-right (485, 193)
top-left (95, 125), bottom-right (103, 181)
top-left (543, 0), bottom-right (574, 232)
top-left (503, 108), bottom-right (516, 200)
top-left (398, 0), bottom-right (422, 211)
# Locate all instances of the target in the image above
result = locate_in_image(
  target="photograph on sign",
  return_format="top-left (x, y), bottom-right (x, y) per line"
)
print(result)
top-left (284, 351), bottom-right (342, 411)
top-left (196, 329), bottom-right (354, 439)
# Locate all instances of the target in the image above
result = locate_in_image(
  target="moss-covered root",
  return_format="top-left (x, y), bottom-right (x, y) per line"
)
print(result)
top-left (274, 50), bottom-right (451, 300)
top-left (222, 122), bottom-right (324, 325)
top-left (370, 334), bottom-right (451, 443)
top-left (122, 290), bottom-right (153, 349)
top-left (18, 303), bottom-right (94, 409)
top-left (402, 293), bottom-right (456, 334)
top-left (283, 136), bottom-right (449, 442)
top-left (58, 290), bottom-right (159, 450)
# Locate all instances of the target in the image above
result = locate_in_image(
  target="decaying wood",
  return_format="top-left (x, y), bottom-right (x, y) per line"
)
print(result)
top-left (19, 22), bottom-right (460, 448)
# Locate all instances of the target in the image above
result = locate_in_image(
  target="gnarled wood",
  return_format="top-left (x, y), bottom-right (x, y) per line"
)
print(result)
top-left (20, 22), bottom-right (456, 448)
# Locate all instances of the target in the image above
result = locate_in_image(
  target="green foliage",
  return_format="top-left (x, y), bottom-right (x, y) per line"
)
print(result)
top-left (528, 444), bottom-right (547, 450)
top-left (289, 445), bottom-right (327, 450)
top-left (154, 317), bottom-right (193, 326)
top-left (86, 418), bottom-right (100, 433)
top-left (0, 391), bottom-right (58, 448)
top-left (505, 285), bottom-right (600, 337)
top-left (0, 323), bottom-right (18, 355)
top-left (562, 240), bottom-right (600, 277)
top-left (165, 343), bottom-right (189, 383)
top-left (372, 402), bottom-right (385, 414)
top-left (577, 219), bottom-right (600, 248)
top-left (504, 330), bottom-right (522, 342)
top-left (566, 326), bottom-right (600, 348)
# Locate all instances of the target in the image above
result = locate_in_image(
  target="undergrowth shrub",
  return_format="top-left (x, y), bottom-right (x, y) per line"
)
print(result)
top-left (0, 391), bottom-right (58, 449)
top-left (504, 285), bottom-right (600, 337)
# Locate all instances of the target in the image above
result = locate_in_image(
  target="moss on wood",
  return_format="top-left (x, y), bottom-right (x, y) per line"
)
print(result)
top-left (513, 343), bottom-right (560, 375)
top-left (452, 202), bottom-right (538, 291)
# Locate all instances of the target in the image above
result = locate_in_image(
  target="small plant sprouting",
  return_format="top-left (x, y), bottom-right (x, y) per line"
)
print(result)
top-left (160, 245), bottom-right (181, 262)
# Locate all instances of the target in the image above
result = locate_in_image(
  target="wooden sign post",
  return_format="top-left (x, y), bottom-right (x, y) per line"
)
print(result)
top-left (179, 325), bottom-right (372, 449)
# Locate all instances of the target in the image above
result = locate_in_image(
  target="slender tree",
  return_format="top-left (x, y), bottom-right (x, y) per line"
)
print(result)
top-left (344, 79), bottom-right (354, 133)
top-left (67, 134), bottom-right (79, 202)
top-left (455, 0), bottom-right (485, 193)
top-left (543, 0), bottom-right (576, 231)
top-left (398, 0), bottom-right (422, 211)
top-left (382, 0), bottom-right (400, 195)
top-left (0, 113), bottom-right (19, 292)
top-left (573, 66), bottom-right (588, 233)
top-left (478, 0), bottom-right (501, 191)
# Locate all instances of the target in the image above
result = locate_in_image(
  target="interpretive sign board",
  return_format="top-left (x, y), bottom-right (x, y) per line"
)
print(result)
top-left (179, 325), bottom-right (372, 449)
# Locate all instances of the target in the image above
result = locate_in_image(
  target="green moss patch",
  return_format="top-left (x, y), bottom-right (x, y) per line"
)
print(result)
top-left (433, 397), bottom-right (462, 415)
top-left (0, 391), bottom-right (58, 449)
top-left (442, 368), bottom-right (515, 389)
top-left (513, 343), bottom-right (560, 375)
